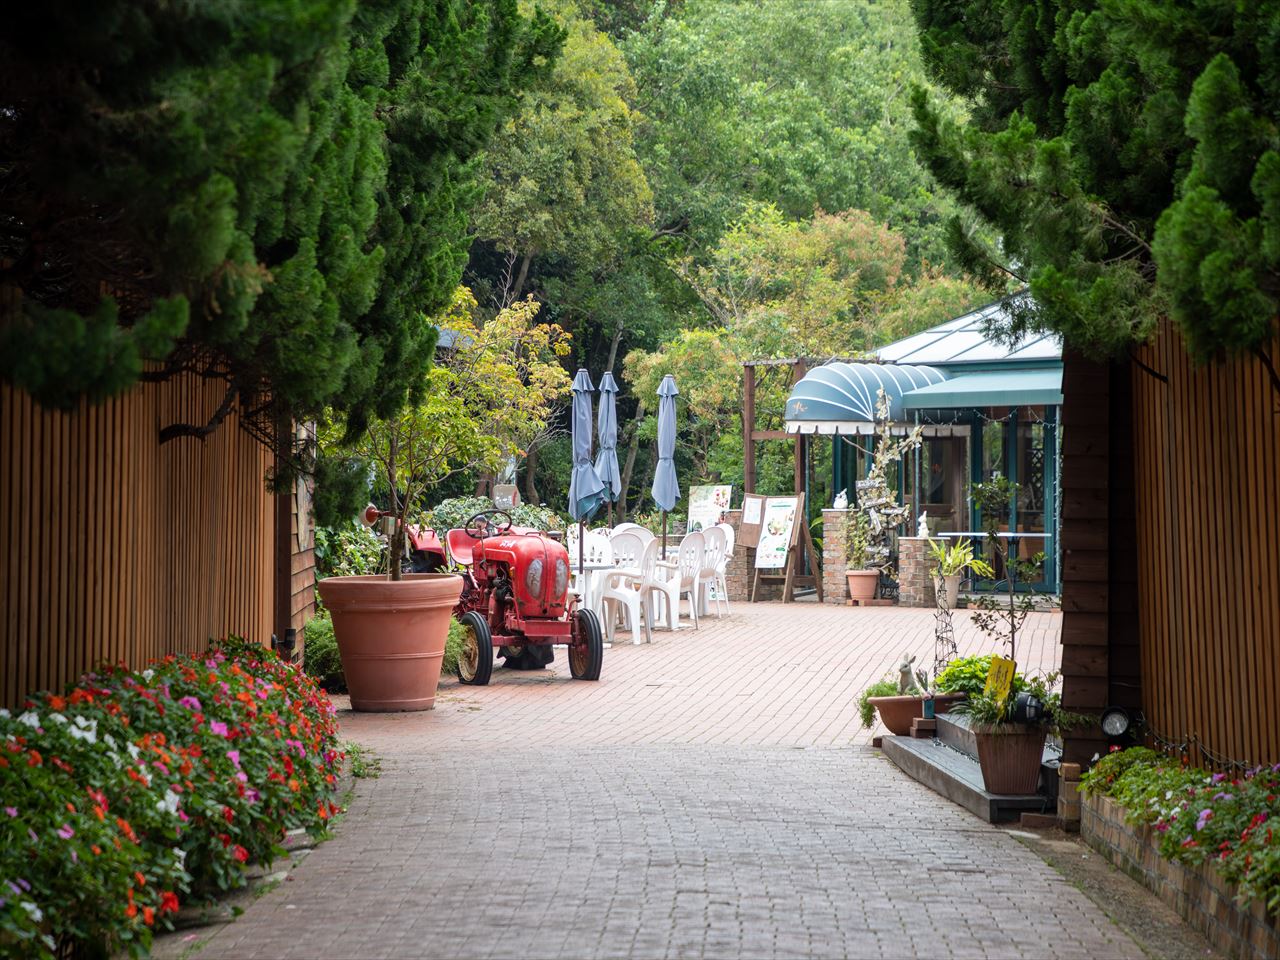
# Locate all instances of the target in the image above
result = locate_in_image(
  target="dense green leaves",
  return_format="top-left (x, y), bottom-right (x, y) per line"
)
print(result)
top-left (909, 0), bottom-right (1280, 360)
top-left (0, 0), bottom-right (561, 441)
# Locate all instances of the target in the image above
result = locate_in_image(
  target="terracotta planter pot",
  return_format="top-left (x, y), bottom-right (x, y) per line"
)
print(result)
top-left (317, 573), bottom-right (462, 712)
top-left (973, 724), bottom-right (1048, 794)
top-left (867, 693), bottom-right (966, 735)
top-left (846, 569), bottom-right (879, 602)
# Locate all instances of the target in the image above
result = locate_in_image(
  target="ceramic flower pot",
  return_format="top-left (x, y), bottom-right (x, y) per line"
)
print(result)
top-left (867, 693), bottom-right (967, 735)
top-left (317, 573), bottom-right (462, 712)
top-left (941, 574), bottom-right (960, 609)
top-left (972, 723), bottom-right (1047, 794)
top-left (846, 569), bottom-right (879, 602)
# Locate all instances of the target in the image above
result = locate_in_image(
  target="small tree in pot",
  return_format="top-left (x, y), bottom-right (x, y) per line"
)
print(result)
top-left (845, 512), bottom-right (879, 601)
top-left (927, 537), bottom-right (993, 609)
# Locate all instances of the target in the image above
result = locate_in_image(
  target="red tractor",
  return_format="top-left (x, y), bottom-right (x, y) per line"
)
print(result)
top-left (448, 510), bottom-right (603, 685)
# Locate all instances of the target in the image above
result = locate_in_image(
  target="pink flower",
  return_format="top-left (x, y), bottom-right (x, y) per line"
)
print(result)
top-left (57, 824), bottom-right (74, 840)
top-left (1195, 808), bottom-right (1214, 831)
top-left (209, 720), bottom-right (229, 737)
top-left (178, 696), bottom-right (202, 711)
top-left (4, 807), bottom-right (16, 817)
top-left (226, 749), bottom-right (241, 768)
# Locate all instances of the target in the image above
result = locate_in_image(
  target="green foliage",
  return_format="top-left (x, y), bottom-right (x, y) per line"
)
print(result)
top-left (0, 0), bottom-right (563, 444)
top-left (442, 618), bottom-right (467, 677)
top-left (952, 671), bottom-right (1087, 734)
top-left (935, 654), bottom-right (1013, 698)
top-left (624, 0), bottom-right (968, 267)
top-left (909, 0), bottom-right (1280, 361)
top-left (969, 477), bottom-right (1043, 661)
top-left (847, 513), bottom-right (873, 570)
top-left (1079, 748), bottom-right (1280, 916)
top-left (472, 1), bottom-right (652, 287)
top-left (928, 538), bottom-right (994, 578)
top-left (314, 521), bottom-right (385, 581)
top-left (418, 496), bottom-right (566, 540)
top-left (303, 610), bottom-right (346, 693)
top-left (858, 678), bottom-right (901, 730)
top-left (343, 742), bottom-right (381, 780)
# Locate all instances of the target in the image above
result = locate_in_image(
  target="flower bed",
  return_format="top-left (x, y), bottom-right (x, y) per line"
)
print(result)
top-left (1080, 747), bottom-right (1279, 957)
top-left (0, 638), bottom-right (342, 958)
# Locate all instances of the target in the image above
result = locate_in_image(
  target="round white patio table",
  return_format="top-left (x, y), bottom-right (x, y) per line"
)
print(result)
top-left (569, 560), bottom-right (617, 619)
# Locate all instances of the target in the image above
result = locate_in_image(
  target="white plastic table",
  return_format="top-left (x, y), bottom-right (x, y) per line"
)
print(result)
top-left (570, 560), bottom-right (616, 618)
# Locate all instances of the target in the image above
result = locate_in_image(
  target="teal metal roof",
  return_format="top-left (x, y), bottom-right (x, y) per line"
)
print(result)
top-left (875, 292), bottom-right (1060, 366)
top-left (784, 362), bottom-right (947, 426)
top-left (900, 368), bottom-right (1063, 409)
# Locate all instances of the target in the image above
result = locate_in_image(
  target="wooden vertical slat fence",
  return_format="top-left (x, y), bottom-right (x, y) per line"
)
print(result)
top-left (1128, 321), bottom-right (1280, 767)
top-left (1, 376), bottom-right (276, 709)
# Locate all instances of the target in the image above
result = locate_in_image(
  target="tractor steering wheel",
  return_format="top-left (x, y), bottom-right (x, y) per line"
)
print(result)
top-left (464, 510), bottom-right (514, 539)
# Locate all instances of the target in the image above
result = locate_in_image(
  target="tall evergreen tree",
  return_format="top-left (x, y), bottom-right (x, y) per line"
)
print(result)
top-left (908, 0), bottom-right (1280, 369)
top-left (0, 0), bottom-right (562, 442)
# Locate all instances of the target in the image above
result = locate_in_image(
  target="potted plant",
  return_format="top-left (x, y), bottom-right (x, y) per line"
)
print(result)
top-left (953, 672), bottom-right (1087, 794)
top-left (860, 654), bottom-right (967, 735)
top-left (927, 538), bottom-right (994, 609)
top-left (845, 512), bottom-right (879, 602)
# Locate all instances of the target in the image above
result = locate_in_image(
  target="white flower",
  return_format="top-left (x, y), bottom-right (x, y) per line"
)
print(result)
top-left (142, 669), bottom-right (154, 681)
top-left (0, 708), bottom-right (10, 719)
top-left (67, 725), bottom-right (97, 744)
top-left (104, 734), bottom-right (118, 749)
top-left (19, 901), bottom-right (43, 923)
top-left (17, 711), bottom-right (40, 729)
top-left (172, 846), bottom-right (187, 867)
top-left (156, 791), bottom-right (181, 817)
top-left (126, 741), bottom-right (141, 760)
top-left (48, 712), bottom-right (68, 725)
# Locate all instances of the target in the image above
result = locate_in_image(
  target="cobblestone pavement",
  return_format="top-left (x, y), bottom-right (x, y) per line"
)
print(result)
top-left (181, 605), bottom-right (1145, 959)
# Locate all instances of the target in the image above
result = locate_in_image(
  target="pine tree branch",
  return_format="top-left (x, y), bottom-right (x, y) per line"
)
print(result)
top-left (158, 383), bottom-right (237, 444)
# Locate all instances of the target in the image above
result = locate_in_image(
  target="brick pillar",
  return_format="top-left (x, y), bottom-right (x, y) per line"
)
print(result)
top-left (897, 537), bottom-right (935, 607)
top-left (722, 509), bottom-right (751, 601)
top-left (821, 509), bottom-right (850, 603)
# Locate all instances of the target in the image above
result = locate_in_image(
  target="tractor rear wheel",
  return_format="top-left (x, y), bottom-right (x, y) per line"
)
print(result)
top-left (568, 608), bottom-right (603, 681)
top-left (457, 610), bottom-right (493, 685)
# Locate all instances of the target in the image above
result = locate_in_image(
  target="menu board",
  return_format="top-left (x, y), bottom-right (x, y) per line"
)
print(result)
top-left (687, 484), bottom-right (732, 532)
top-left (738, 493), bottom-right (767, 548)
top-left (753, 496), bottom-right (800, 569)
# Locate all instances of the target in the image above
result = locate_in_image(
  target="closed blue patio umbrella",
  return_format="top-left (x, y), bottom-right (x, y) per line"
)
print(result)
top-left (651, 374), bottom-right (680, 557)
top-left (568, 368), bottom-right (607, 571)
top-left (595, 371), bottom-right (622, 525)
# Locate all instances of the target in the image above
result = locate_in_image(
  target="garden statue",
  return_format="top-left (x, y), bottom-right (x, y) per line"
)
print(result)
top-left (833, 489), bottom-right (848, 510)
top-left (916, 513), bottom-right (929, 538)
top-left (897, 654), bottom-right (917, 694)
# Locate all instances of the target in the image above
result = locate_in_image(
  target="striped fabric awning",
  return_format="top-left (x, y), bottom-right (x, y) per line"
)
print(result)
top-left (784, 362), bottom-right (948, 434)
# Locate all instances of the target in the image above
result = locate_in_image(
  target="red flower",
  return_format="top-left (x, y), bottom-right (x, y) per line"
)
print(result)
top-left (47, 695), bottom-right (66, 711)
top-left (134, 871), bottom-right (146, 887)
top-left (26, 749), bottom-right (42, 767)
top-left (233, 844), bottom-right (249, 863)
top-left (223, 806), bottom-right (235, 824)
top-left (160, 891), bottom-right (180, 914)
top-left (125, 903), bottom-right (137, 920)
top-left (143, 906), bottom-right (155, 926)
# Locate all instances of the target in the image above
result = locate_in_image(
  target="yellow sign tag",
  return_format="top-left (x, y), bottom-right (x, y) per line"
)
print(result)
top-left (983, 657), bottom-right (1016, 704)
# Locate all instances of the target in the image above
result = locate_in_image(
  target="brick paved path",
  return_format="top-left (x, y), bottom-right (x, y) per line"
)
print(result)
top-left (184, 605), bottom-right (1142, 959)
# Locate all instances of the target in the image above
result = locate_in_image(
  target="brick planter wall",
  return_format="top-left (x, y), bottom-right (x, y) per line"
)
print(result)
top-left (897, 537), bottom-right (935, 608)
top-left (1082, 792), bottom-right (1279, 958)
top-left (821, 509), bottom-right (850, 604)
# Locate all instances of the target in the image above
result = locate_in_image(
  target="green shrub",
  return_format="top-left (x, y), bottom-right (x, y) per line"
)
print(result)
top-left (442, 618), bottom-right (466, 677)
top-left (858, 678), bottom-right (901, 729)
top-left (1079, 747), bottom-right (1280, 916)
top-left (314, 520), bottom-right (384, 580)
top-left (303, 611), bottom-right (346, 693)
top-left (418, 496), bottom-right (566, 540)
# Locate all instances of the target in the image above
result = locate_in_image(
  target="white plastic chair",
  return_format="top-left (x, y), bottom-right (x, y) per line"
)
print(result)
top-left (697, 525), bottom-right (728, 618)
top-left (649, 530), bottom-right (703, 631)
top-left (611, 524), bottom-right (655, 548)
top-left (711, 522), bottom-right (734, 615)
top-left (571, 530), bottom-right (614, 617)
top-left (601, 533), bottom-right (656, 644)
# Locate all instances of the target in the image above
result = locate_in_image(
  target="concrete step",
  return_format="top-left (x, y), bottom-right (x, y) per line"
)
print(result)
top-left (881, 735), bottom-right (1055, 824)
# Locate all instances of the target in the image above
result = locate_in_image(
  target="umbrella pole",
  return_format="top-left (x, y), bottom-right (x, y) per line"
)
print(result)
top-left (578, 519), bottom-right (585, 609)
top-left (662, 510), bottom-right (667, 559)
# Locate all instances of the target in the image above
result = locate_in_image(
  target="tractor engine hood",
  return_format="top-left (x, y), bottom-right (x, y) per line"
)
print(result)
top-left (481, 533), bottom-right (570, 617)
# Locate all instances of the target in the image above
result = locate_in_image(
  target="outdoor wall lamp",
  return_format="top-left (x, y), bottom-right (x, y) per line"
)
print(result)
top-left (1011, 692), bottom-right (1043, 723)
top-left (1100, 706), bottom-right (1131, 738)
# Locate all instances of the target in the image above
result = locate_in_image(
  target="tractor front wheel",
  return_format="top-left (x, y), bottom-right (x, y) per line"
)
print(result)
top-left (457, 610), bottom-right (493, 685)
top-left (568, 608), bottom-right (603, 681)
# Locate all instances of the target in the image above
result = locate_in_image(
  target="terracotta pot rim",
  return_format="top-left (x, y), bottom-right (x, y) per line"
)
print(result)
top-left (867, 693), bottom-right (966, 704)
top-left (846, 569), bottom-right (879, 577)
top-left (318, 573), bottom-right (462, 612)
top-left (971, 721), bottom-right (1046, 735)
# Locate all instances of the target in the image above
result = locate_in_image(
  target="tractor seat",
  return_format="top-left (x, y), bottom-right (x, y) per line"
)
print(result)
top-left (445, 528), bottom-right (481, 567)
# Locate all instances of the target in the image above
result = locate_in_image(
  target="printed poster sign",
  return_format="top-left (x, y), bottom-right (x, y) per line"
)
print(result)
top-left (687, 484), bottom-right (732, 532)
top-left (753, 496), bottom-right (799, 569)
